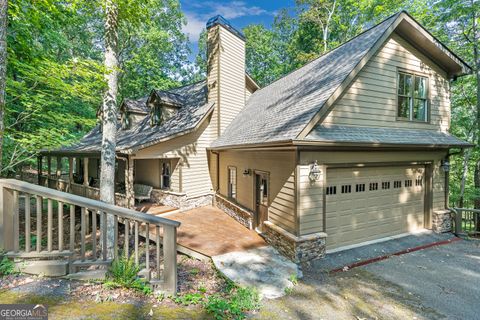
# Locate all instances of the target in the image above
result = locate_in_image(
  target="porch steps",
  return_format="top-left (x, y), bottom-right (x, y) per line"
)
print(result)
top-left (6, 250), bottom-right (73, 259)
top-left (66, 269), bottom-right (107, 281)
top-left (14, 260), bottom-right (69, 277)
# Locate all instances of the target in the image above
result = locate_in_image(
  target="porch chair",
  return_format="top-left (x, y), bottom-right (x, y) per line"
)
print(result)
top-left (133, 183), bottom-right (153, 203)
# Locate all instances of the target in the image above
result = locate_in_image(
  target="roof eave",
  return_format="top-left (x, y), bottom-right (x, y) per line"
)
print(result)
top-left (293, 139), bottom-right (475, 149)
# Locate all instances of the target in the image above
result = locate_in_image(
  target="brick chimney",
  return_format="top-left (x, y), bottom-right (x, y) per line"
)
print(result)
top-left (206, 15), bottom-right (246, 138)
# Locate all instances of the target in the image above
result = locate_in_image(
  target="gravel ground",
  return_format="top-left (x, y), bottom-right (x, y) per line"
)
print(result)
top-left (257, 238), bottom-right (480, 320)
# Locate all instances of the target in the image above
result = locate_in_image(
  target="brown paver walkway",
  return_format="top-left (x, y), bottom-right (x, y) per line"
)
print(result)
top-left (151, 206), bottom-right (266, 257)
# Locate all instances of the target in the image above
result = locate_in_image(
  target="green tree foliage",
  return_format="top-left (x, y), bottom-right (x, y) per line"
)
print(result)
top-left (5, 0), bottom-right (190, 175)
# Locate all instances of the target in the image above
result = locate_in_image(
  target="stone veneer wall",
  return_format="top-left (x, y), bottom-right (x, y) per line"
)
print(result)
top-left (214, 194), bottom-right (253, 229)
top-left (263, 221), bottom-right (327, 264)
top-left (151, 189), bottom-right (213, 211)
top-left (432, 209), bottom-right (452, 233)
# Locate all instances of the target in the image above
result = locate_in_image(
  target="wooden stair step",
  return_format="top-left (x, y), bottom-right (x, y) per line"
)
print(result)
top-left (14, 260), bottom-right (69, 277)
top-left (6, 250), bottom-right (73, 258)
top-left (72, 259), bottom-right (113, 267)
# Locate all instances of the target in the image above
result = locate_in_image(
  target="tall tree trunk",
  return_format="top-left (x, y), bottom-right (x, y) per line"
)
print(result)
top-left (0, 0), bottom-right (7, 176)
top-left (100, 0), bottom-right (118, 258)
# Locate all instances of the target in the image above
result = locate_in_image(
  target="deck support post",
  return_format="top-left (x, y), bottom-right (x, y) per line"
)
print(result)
top-left (83, 157), bottom-right (89, 197)
top-left (68, 158), bottom-right (74, 192)
top-left (56, 156), bottom-right (62, 190)
top-left (47, 156), bottom-right (51, 187)
top-left (125, 156), bottom-right (135, 209)
top-left (37, 156), bottom-right (43, 186)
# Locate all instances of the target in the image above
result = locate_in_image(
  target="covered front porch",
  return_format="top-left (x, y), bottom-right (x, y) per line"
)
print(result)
top-left (37, 151), bottom-right (181, 210)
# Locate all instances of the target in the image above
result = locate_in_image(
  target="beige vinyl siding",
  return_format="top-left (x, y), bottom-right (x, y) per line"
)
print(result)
top-left (217, 150), bottom-right (297, 234)
top-left (298, 165), bottom-right (324, 235)
top-left (218, 27), bottom-right (246, 134)
top-left (134, 159), bottom-right (160, 188)
top-left (134, 117), bottom-right (215, 198)
top-left (298, 150), bottom-right (447, 236)
top-left (323, 33), bottom-right (451, 132)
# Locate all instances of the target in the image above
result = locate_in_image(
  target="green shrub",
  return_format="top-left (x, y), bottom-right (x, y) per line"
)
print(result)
top-left (105, 255), bottom-right (151, 295)
top-left (174, 292), bottom-right (204, 305)
top-left (204, 286), bottom-right (259, 320)
top-left (0, 256), bottom-right (15, 276)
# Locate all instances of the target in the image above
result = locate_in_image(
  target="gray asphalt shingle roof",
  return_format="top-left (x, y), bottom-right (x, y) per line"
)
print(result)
top-left (211, 13), bottom-right (400, 148)
top-left (56, 80), bottom-right (209, 154)
top-left (123, 97), bottom-right (149, 114)
top-left (305, 124), bottom-right (472, 147)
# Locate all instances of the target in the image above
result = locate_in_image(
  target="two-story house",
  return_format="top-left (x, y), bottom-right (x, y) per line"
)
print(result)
top-left (41, 11), bottom-right (471, 263)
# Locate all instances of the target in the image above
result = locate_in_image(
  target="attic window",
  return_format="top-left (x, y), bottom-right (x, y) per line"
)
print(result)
top-left (151, 105), bottom-right (162, 126)
top-left (397, 72), bottom-right (429, 122)
top-left (121, 111), bottom-right (130, 129)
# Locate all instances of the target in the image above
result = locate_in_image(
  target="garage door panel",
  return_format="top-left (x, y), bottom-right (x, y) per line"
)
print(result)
top-left (326, 166), bottom-right (425, 250)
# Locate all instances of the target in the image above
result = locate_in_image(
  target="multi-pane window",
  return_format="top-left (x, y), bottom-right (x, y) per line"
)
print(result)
top-left (393, 180), bottom-right (402, 188)
top-left (382, 181), bottom-right (390, 190)
top-left (326, 186), bottom-right (337, 195)
top-left (341, 185), bottom-right (352, 194)
top-left (151, 105), bottom-right (162, 126)
top-left (398, 72), bottom-right (428, 122)
top-left (369, 182), bottom-right (378, 191)
top-left (356, 184), bottom-right (365, 192)
top-left (228, 167), bottom-right (237, 200)
top-left (405, 179), bottom-right (413, 187)
top-left (161, 162), bottom-right (171, 189)
top-left (415, 177), bottom-right (423, 186)
top-left (121, 111), bottom-right (130, 130)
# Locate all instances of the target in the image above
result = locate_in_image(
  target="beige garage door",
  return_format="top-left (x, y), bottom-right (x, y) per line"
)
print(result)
top-left (326, 166), bottom-right (425, 250)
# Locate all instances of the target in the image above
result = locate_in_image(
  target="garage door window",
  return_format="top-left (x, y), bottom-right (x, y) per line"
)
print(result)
top-left (393, 180), bottom-right (402, 188)
top-left (356, 184), bottom-right (365, 192)
top-left (382, 181), bottom-right (391, 190)
top-left (326, 186), bottom-right (337, 195)
top-left (405, 179), bottom-right (413, 187)
top-left (415, 177), bottom-right (423, 186)
top-left (369, 182), bottom-right (378, 191)
top-left (341, 185), bottom-right (352, 193)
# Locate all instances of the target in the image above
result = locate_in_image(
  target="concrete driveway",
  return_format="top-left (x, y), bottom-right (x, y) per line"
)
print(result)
top-left (256, 234), bottom-right (480, 320)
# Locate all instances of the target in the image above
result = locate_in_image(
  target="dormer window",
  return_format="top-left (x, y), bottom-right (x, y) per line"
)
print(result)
top-left (397, 71), bottom-right (429, 122)
top-left (121, 111), bottom-right (130, 129)
top-left (151, 104), bottom-right (162, 126)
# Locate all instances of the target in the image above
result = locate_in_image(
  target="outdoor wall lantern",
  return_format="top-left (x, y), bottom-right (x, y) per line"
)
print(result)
top-left (309, 160), bottom-right (322, 182)
top-left (441, 159), bottom-right (450, 173)
top-left (243, 169), bottom-right (251, 176)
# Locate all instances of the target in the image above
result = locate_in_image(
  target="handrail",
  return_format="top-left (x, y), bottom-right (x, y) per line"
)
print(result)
top-left (451, 207), bottom-right (480, 213)
top-left (0, 179), bottom-right (180, 228)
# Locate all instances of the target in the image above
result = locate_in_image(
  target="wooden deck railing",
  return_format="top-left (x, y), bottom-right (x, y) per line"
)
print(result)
top-left (0, 179), bottom-right (180, 293)
top-left (450, 208), bottom-right (480, 237)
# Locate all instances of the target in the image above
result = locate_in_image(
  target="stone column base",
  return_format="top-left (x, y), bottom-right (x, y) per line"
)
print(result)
top-left (151, 190), bottom-right (213, 211)
top-left (263, 221), bottom-right (327, 264)
top-left (432, 209), bottom-right (452, 233)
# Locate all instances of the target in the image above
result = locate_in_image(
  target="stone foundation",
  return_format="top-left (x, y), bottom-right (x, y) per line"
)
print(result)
top-left (432, 209), bottom-right (452, 233)
top-left (214, 194), bottom-right (253, 229)
top-left (151, 189), bottom-right (213, 211)
top-left (263, 221), bottom-right (327, 264)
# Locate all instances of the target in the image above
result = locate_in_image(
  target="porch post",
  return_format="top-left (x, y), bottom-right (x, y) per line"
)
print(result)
top-left (68, 157), bottom-right (74, 192)
top-left (56, 156), bottom-right (62, 190)
top-left (125, 156), bottom-right (135, 209)
top-left (83, 157), bottom-right (89, 197)
top-left (37, 156), bottom-right (43, 186)
top-left (47, 156), bottom-right (51, 188)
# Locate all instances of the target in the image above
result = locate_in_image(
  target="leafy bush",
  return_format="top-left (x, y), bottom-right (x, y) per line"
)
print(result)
top-left (204, 286), bottom-right (259, 320)
top-left (174, 292), bottom-right (203, 305)
top-left (0, 256), bottom-right (16, 276)
top-left (105, 255), bottom-right (151, 295)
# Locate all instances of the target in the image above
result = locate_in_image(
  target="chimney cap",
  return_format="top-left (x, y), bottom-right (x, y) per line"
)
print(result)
top-left (206, 15), bottom-right (245, 41)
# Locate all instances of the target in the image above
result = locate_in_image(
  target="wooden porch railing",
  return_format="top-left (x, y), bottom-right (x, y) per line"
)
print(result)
top-left (450, 208), bottom-right (480, 237)
top-left (0, 179), bottom-right (180, 293)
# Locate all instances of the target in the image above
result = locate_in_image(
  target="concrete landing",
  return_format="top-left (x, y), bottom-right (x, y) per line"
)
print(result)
top-left (212, 246), bottom-right (301, 299)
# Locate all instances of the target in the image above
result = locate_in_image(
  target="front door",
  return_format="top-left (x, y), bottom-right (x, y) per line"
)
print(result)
top-left (255, 173), bottom-right (269, 232)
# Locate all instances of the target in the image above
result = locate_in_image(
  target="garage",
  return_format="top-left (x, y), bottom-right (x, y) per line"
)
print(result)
top-left (325, 165), bottom-right (426, 250)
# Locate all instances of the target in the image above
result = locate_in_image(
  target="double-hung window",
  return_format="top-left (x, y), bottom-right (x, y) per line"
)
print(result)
top-left (228, 167), bottom-right (237, 200)
top-left (397, 72), bottom-right (429, 122)
top-left (161, 162), bottom-right (171, 189)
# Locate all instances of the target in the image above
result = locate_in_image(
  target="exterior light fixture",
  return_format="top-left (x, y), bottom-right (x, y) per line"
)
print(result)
top-left (243, 169), bottom-right (251, 176)
top-left (441, 159), bottom-right (450, 173)
top-left (309, 160), bottom-right (322, 182)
